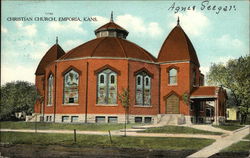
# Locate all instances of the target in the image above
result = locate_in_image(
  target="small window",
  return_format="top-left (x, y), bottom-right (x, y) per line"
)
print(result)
top-left (69, 98), bottom-right (74, 103)
top-left (110, 75), bottom-right (115, 84)
top-left (62, 116), bottom-right (69, 122)
top-left (137, 76), bottom-right (141, 85)
top-left (145, 78), bottom-right (149, 86)
top-left (96, 116), bottom-right (105, 123)
top-left (169, 68), bottom-right (177, 85)
top-left (71, 116), bottom-right (79, 122)
top-left (144, 117), bottom-right (152, 123)
top-left (100, 74), bottom-right (105, 84)
top-left (108, 116), bottom-right (118, 123)
top-left (135, 117), bottom-right (142, 123)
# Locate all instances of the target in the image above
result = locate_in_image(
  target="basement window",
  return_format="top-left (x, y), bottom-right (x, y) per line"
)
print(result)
top-left (71, 116), bottom-right (79, 122)
top-left (108, 116), bottom-right (118, 123)
top-left (62, 116), bottom-right (69, 122)
top-left (144, 117), bottom-right (152, 123)
top-left (96, 116), bottom-right (105, 123)
top-left (135, 117), bottom-right (142, 123)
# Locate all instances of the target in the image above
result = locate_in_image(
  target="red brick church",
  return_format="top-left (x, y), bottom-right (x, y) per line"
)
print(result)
top-left (30, 14), bottom-right (227, 125)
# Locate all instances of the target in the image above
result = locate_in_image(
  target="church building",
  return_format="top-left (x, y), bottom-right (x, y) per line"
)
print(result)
top-left (30, 14), bottom-right (227, 125)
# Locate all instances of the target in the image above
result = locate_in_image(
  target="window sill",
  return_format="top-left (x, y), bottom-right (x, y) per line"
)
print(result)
top-left (96, 104), bottom-right (118, 107)
top-left (46, 105), bottom-right (53, 107)
top-left (168, 84), bottom-right (178, 86)
top-left (134, 105), bottom-right (152, 108)
top-left (62, 104), bottom-right (79, 106)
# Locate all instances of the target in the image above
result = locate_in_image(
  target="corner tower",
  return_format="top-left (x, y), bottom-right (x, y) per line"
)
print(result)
top-left (158, 18), bottom-right (201, 123)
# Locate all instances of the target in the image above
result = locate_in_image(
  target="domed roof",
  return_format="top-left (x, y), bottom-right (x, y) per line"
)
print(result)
top-left (35, 43), bottom-right (65, 75)
top-left (59, 37), bottom-right (156, 62)
top-left (157, 23), bottom-right (200, 66)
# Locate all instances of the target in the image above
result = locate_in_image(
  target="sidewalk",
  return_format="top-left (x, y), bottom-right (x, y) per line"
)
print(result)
top-left (1, 125), bottom-right (249, 158)
top-left (187, 125), bottom-right (250, 158)
top-left (0, 128), bottom-right (221, 139)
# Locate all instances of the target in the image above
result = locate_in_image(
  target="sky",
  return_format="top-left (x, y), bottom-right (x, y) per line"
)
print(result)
top-left (1, 0), bottom-right (249, 85)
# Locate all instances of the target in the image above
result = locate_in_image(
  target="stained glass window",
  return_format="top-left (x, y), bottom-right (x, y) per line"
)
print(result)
top-left (47, 74), bottom-right (53, 106)
top-left (169, 68), bottom-right (177, 85)
top-left (64, 70), bottom-right (79, 104)
top-left (136, 72), bottom-right (151, 106)
top-left (97, 69), bottom-right (117, 104)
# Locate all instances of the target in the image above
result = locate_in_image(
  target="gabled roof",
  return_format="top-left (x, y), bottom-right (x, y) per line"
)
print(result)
top-left (35, 44), bottom-right (65, 75)
top-left (157, 25), bottom-right (200, 66)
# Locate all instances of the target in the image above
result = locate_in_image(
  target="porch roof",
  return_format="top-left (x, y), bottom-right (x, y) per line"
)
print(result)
top-left (190, 86), bottom-right (217, 99)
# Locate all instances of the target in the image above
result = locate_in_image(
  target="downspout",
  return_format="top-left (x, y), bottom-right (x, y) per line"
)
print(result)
top-left (127, 61), bottom-right (130, 123)
top-left (53, 64), bottom-right (57, 122)
top-left (85, 62), bottom-right (89, 123)
top-left (158, 64), bottom-right (161, 114)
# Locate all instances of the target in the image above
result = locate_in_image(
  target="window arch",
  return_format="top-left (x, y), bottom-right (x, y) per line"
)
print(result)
top-left (136, 71), bottom-right (151, 106)
top-left (63, 69), bottom-right (79, 104)
top-left (97, 69), bottom-right (117, 104)
top-left (169, 68), bottom-right (177, 85)
top-left (47, 74), bottom-right (53, 106)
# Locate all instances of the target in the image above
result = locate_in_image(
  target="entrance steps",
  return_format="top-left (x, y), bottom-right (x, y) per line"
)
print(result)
top-left (131, 114), bottom-right (187, 130)
top-left (157, 114), bottom-right (186, 125)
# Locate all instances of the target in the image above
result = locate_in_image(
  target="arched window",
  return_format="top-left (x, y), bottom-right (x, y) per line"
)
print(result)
top-left (169, 68), bottom-right (177, 85)
top-left (136, 71), bottom-right (151, 106)
top-left (47, 74), bottom-right (53, 106)
top-left (64, 69), bottom-right (79, 104)
top-left (97, 69), bottom-right (117, 104)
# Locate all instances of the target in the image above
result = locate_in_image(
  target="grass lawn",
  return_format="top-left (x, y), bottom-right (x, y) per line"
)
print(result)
top-left (222, 141), bottom-right (250, 152)
top-left (0, 121), bottom-right (136, 131)
top-left (0, 132), bottom-right (215, 150)
top-left (212, 124), bottom-right (244, 131)
top-left (141, 126), bottom-right (223, 135)
top-left (243, 134), bottom-right (250, 140)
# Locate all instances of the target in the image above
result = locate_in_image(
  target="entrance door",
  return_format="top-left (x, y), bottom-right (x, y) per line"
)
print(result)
top-left (165, 94), bottom-right (179, 114)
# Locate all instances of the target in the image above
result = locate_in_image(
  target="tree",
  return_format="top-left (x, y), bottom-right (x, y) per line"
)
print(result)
top-left (118, 88), bottom-right (130, 136)
top-left (207, 54), bottom-right (250, 124)
top-left (0, 81), bottom-right (38, 121)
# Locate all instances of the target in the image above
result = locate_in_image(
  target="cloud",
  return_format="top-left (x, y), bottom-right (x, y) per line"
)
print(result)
top-left (200, 66), bottom-right (209, 75)
top-left (216, 34), bottom-right (243, 49)
top-left (215, 56), bottom-right (234, 65)
top-left (1, 65), bottom-right (35, 85)
top-left (93, 16), bottom-right (109, 27)
top-left (93, 14), bottom-right (163, 38)
top-left (63, 39), bottom-right (84, 51)
top-left (14, 40), bottom-right (50, 60)
top-left (116, 14), bottom-right (163, 37)
top-left (48, 21), bottom-right (85, 33)
top-left (1, 26), bottom-right (8, 33)
top-left (170, 10), bottom-right (210, 36)
top-left (15, 21), bottom-right (37, 37)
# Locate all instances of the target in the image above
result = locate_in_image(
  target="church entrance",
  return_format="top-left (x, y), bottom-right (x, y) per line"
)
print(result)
top-left (165, 93), bottom-right (179, 114)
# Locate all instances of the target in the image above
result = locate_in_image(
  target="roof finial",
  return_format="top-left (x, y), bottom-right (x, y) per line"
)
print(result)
top-left (56, 36), bottom-right (58, 44)
top-left (177, 16), bottom-right (180, 26)
top-left (110, 11), bottom-right (114, 22)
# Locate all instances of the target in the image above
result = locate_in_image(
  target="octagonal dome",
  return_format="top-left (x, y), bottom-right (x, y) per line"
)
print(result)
top-left (60, 37), bottom-right (156, 62)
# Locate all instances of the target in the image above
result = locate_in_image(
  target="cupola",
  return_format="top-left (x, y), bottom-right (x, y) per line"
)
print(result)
top-left (94, 12), bottom-right (129, 39)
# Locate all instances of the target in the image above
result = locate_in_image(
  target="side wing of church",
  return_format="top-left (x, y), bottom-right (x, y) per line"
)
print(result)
top-left (28, 14), bottom-right (227, 125)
